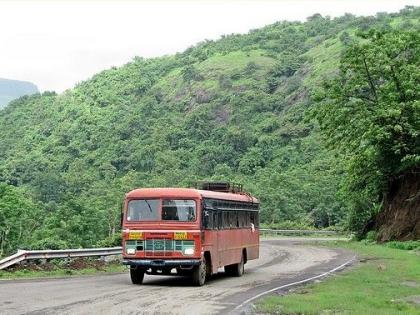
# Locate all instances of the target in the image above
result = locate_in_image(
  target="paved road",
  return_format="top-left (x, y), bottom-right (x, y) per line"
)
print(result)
top-left (0, 240), bottom-right (355, 315)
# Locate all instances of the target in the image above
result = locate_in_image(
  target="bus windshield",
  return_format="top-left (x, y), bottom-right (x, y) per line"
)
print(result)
top-left (127, 199), bottom-right (159, 221)
top-left (162, 199), bottom-right (196, 222)
top-left (126, 199), bottom-right (196, 222)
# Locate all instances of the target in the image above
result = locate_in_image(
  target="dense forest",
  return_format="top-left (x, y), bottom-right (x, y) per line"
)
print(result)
top-left (0, 78), bottom-right (38, 109)
top-left (0, 7), bottom-right (419, 256)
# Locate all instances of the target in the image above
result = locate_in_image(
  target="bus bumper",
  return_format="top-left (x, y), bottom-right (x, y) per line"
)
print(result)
top-left (123, 259), bottom-right (201, 268)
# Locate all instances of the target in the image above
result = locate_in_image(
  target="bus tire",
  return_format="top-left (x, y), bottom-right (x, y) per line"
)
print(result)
top-left (224, 264), bottom-right (234, 275)
top-left (130, 267), bottom-right (145, 284)
top-left (192, 257), bottom-right (207, 286)
top-left (232, 253), bottom-right (245, 277)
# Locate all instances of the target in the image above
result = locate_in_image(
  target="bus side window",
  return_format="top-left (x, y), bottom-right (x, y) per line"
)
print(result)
top-left (223, 211), bottom-right (229, 229)
top-left (250, 212), bottom-right (256, 226)
top-left (239, 211), bottom-right (245, 227)
top-left (231, 211), bottom-right (236, 228)
top-left (204, 199), bottom-right (213, 209)
top-left (213, 211), bottom-right (218, 230)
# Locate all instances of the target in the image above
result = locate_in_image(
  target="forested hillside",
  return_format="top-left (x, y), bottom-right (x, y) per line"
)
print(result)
top-left (0, 7), bottom-right (418, 255)
top-left (0, 78), bottom-right (38, 109)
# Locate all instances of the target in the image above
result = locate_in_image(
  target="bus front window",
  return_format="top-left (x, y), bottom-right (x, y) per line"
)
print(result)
top-left (162, 200), bottom-right (196, 222)
top-left (127, 199), bottom-right (159, 221)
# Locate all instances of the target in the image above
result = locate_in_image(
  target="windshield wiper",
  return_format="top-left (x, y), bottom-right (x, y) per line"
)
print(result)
top-left (144, 200), bottom-right (154, 213)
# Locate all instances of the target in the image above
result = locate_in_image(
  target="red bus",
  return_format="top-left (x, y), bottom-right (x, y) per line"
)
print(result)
top-left (122, 183), bottom-right (259, 286)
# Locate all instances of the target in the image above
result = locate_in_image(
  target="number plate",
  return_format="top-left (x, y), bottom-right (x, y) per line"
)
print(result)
top-left (174, 232), bottom-right (187, 240)
top-left (128, 231), bottom-right (143, 240)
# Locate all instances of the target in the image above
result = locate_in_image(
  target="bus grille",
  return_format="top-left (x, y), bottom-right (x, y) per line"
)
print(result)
top-left (126, 239), bottom-right (194, 256)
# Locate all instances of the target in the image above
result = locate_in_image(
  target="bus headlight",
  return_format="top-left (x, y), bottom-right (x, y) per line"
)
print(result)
top-left (183, 247), bottom-right (194, 255)
top-left (126, 248), bottom-right (136, 255)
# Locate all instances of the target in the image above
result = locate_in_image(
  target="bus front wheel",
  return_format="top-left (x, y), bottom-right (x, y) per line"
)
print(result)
top-left (192, 257), bottom-right (207, 286)
top-left (130, 267), bottom-right (145, 284)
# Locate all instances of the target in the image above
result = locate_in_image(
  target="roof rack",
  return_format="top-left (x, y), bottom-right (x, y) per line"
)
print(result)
top-left (194, 181), bottom-right (243, 194)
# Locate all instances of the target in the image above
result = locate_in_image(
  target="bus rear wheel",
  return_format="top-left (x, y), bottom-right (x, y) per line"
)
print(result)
top-left (130, 267), bottom-right (145, 284)
top-left (192, 257), bottom-right (207, 286)
top-left (225, 254), bottom-right (244, 277)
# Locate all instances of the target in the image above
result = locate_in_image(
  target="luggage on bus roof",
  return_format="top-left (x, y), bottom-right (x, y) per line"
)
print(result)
top-left (195, 181), bottom-right (243, 193)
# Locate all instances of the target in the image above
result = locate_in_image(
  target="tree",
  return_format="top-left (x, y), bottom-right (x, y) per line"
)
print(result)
top-left (0, 184), bottom-right (41, 256)
top-left (313, 30), bottom-right (420, 236)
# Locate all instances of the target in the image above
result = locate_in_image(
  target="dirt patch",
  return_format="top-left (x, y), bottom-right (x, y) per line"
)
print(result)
top-left (7, 261), bottom-right (55, 272)
top-left (7, 257), bottom-right (109, 272)
top-left (68, 258), bottom-right (107, 270)
top-left (394, 295), bottom-right (420, 306)
top-left (403, 295), bottom-right (420, 305)
top-left (401, 281), bottom-right (420, 288)
top-left (359, 256), bottom-right (382, 263)
top-left (375, 167), bottom-right (420, 241)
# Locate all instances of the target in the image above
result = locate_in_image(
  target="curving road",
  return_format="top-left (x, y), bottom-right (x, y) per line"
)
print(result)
top-left (0, 239), bottom-right (355, 315)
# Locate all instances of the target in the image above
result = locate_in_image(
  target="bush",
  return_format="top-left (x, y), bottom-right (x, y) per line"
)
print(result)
top-left (366, 231), bottom-right (378, 243)
top-left (385, 241), bottom-right (420, 251)
top-left (29, 237), bottom-right (69, 250)
top-left (96, 233), bottom-right (122, 248)
top-left (261, 220), bottom-right (312, 230)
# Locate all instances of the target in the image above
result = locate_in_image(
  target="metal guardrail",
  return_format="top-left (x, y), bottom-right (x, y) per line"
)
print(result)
top-left (0, 247), bottom-right (122, 270)
top-left (259, 228), bottom-right (338, 234)
top-left (0, 229), bottom-right (339, 270)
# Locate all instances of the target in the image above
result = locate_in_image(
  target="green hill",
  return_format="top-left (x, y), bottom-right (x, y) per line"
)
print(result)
top-left (0, 7), bottom-right (418, 253)
top-left (0, 78), bottom-right (38, 108)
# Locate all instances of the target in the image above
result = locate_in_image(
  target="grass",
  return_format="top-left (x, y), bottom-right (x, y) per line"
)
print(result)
top-left (257, 241), bottom-right (420, 315)
top-left (197, 50), bottom-right (275, 74)
top-left (303, 36), bottom-right (343, 87)
top-left (152, 48), bottom-right (275, 105)
top-left (0, 261), bottom-right (127, 280)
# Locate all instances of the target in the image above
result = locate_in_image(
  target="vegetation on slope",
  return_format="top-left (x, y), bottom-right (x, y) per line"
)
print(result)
top-left (0, 7), bottom-right (419, 255)
top-left (313, 29), bottom-right (420, 239)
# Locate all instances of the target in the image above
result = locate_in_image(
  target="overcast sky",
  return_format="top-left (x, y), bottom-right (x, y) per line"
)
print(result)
top-left (1, 0), bottom-right (419, 92)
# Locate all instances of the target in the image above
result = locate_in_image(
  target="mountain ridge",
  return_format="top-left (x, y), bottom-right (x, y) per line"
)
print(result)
top-left (0, 78), bottom-right (39, 108)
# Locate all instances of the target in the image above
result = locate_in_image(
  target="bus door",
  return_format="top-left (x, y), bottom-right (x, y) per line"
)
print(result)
top-left (209, 208), bottom-right (221, 269)
top-left (202, 205), bottom-right (220, 271)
